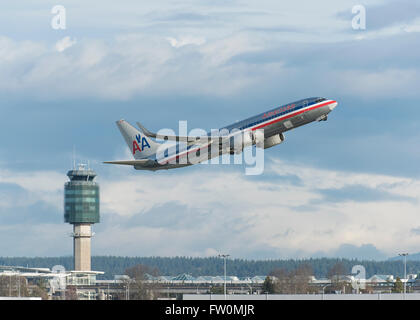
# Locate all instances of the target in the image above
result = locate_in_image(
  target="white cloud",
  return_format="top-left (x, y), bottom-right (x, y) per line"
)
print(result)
top-left (0, 156), bottom-right (419, 258)
top-left (404, 19), bottom-right (420, 33)
top-left (94, 159), bottom-right (420, 257)
top-left (352, 18), bottom-right (420, 41)
top-left (0, 223), bottom-right (70, 257)
top-left (0, 33), bottom-right (270, 99)
top-left (0, 19), bottom-right (419, 100)
top-left (329, 68), bottom-right (420, 98)
top-left (167, 36), bottom-right (206, 48)
top-left (0, 36), bottom-right (46, 62)
top-left (55, 36), bottom-right (77, 52)
top-left (0, 169), bottom-right (64, 209)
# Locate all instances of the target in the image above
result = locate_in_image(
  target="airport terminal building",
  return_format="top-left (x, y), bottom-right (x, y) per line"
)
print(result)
top-left (2, 264), bottom-right (420, 300)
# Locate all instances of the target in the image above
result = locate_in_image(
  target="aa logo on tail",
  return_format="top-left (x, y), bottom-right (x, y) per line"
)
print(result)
top-left (133, 134), bottom-right (151, 154)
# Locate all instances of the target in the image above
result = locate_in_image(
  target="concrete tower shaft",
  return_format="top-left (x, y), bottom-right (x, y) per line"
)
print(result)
top-left (73, 224), bottom-right (92, 271)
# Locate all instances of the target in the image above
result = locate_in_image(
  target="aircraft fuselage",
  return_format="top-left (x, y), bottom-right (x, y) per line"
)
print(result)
top-left (106, 97), bottom-right (338, 171)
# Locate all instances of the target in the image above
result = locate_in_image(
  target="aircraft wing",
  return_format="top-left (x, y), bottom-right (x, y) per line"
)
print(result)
top-left (136, 122), bottom-right (229, 145)
top-left (103, 159), bottom-right (156, 166)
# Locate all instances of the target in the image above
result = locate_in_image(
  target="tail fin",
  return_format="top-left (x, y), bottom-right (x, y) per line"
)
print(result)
top-left (116, 120), bottom-right (160, 159)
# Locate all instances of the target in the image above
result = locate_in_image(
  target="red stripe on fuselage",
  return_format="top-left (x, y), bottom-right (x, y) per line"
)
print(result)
top-left (160, 100), bottom-right (335, 165)
top-left (251, 100), bottom-right (335, 131)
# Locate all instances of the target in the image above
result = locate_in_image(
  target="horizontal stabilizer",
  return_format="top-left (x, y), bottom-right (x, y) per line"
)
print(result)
top-left (137, 122), bottom-right (193, 142)
top-left (136, 122), bottom-right (157, 138)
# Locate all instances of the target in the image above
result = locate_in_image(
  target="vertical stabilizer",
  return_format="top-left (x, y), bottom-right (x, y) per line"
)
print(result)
top-left (116, 120), bottom-right (160, 159)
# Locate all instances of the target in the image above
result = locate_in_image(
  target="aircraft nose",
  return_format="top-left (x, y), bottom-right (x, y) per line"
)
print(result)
top-left (329, 100), bottom-right (338, 111)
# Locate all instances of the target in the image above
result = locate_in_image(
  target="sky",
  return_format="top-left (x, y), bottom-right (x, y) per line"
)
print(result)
top-left (0, 0), bottom-right (419, 260)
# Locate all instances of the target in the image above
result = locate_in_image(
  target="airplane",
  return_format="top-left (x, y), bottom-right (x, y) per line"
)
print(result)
top-left (104, 97), bottom-right (338, 171)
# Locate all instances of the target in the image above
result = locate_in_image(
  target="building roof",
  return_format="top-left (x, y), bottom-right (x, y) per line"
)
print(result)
top-left (367, 275), bottom-right (394, 282)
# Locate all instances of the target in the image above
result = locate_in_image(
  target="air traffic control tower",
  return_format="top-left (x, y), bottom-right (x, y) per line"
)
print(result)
top-left (64, 164), bottom-right (100, 271)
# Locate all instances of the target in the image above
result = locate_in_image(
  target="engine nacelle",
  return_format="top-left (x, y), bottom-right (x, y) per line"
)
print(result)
top-left (263, 133), bottom-right (285, 149)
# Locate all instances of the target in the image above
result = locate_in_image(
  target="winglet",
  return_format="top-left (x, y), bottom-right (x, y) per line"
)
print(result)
top-left (136, 122), bottom-right (157, 138)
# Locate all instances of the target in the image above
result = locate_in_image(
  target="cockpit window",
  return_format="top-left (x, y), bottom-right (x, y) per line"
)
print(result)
top-left (315, 97), bottom-right (326, 103)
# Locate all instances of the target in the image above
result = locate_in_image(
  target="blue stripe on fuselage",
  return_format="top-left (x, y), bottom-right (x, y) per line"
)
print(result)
top-left (222, 97), bottom-right (324, 132)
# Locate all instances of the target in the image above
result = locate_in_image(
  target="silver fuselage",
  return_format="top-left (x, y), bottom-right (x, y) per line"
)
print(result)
top-left (137, 97), bottom-right (338, 170)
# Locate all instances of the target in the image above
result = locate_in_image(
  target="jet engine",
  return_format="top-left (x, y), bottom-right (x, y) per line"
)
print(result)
top-left (263, 133), bottom-right (285, 149)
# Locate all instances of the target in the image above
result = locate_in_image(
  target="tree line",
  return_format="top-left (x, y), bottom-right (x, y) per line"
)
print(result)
top-left (0, 256), bottom-right (418, 280)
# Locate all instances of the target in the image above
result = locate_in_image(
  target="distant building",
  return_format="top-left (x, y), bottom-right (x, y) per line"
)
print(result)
top-left (3, 267), bottom-right (420, 300)
top-left (0, 265), bottom-right (103, 300)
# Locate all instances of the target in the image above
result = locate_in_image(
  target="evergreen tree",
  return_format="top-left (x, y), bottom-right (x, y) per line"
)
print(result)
top-left (392, 277), bottom-right (403, 293)
top-left (262, 276), bottom-right (275, 294)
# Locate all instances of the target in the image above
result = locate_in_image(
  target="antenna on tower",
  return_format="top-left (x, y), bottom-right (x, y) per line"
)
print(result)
top-left (72, 145), bottom-right (76, 170)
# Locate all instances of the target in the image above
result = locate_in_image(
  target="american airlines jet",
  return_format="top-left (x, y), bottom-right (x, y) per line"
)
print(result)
top-left (105, 97), bottom-right (338, 171)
